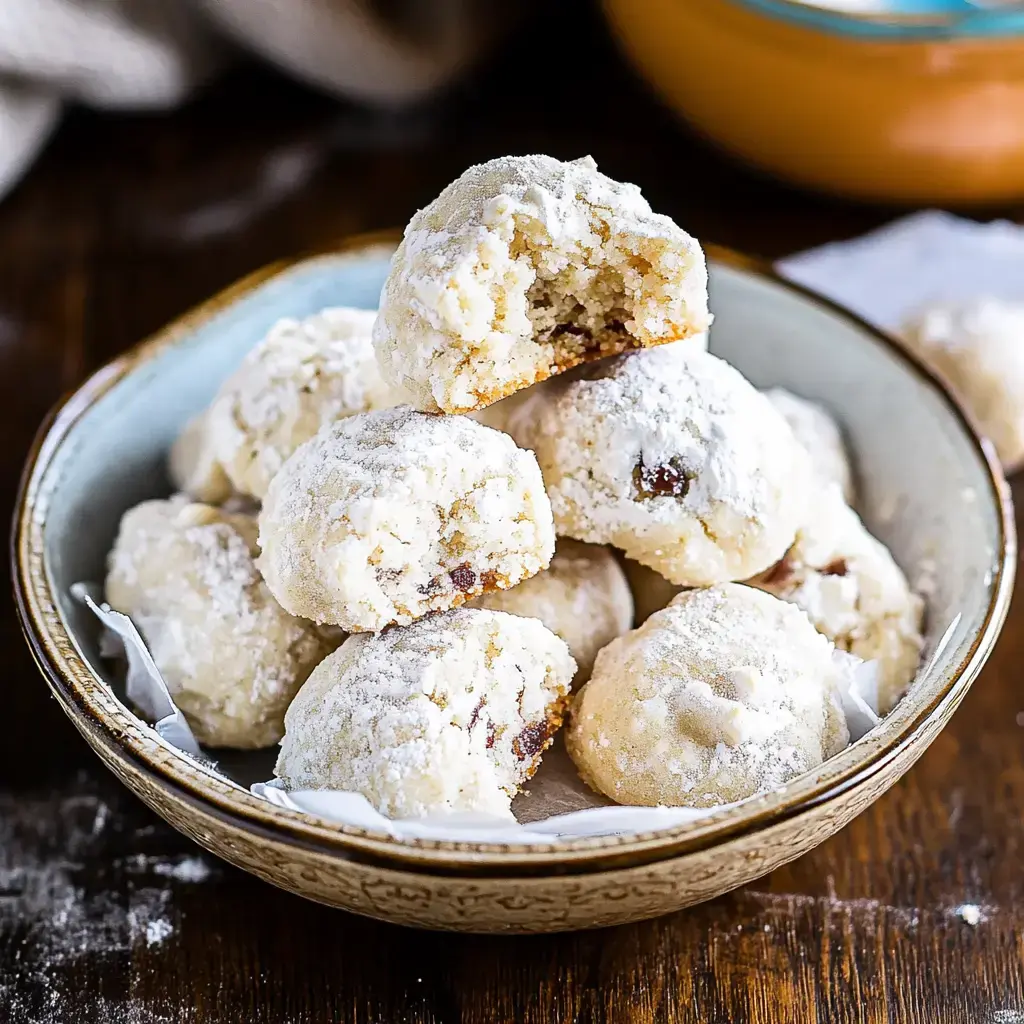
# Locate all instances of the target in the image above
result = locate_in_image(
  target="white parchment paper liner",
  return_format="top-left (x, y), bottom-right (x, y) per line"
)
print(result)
top-left (74, 583), bottom-right (887, 843)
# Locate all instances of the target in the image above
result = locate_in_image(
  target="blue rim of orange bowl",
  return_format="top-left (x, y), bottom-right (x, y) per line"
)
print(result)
top-left (11, 231), bottom-right (1017, 876)
top-left (728, 0), bottom-right (1024, 38)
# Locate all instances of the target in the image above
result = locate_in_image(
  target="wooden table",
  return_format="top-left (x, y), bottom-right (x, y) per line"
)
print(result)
top-left (2, 7), bottom-right (1022, 1022)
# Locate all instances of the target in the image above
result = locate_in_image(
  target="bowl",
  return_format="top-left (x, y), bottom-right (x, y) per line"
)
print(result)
top-left (602, 0), bottom-right (1024, 204)
top-left (13, 232), bottom-right (1014, 933)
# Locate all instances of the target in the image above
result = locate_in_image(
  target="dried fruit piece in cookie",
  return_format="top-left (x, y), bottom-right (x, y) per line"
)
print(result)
top-left (258, 406), bottom-right (556, 632)
top-left (470, 539), bottom-right (633, 685)
top-left (373, 154), bottom-right (711, 414)
top-left (567, 584), bottom-right (852, 808)
top-left (901, 299), bottom-right (1024, 472)
top-left (748, 484), bottom-right (924, 715)
top-left (105, 496), bottom-right (339, 749)
top-left (764, 388), bottom-right (855, 504)
top-left (511, 345), bottom-right (812, 586)
top-left (275, 608), bottom-right (575, 819)
top-left (199, 307), bottom-right (393, 500)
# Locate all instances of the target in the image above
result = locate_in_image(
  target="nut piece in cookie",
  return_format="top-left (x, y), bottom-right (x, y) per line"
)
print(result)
top-left (275, 608), bottom-right (576, 820)
top-left (567, 584), bottom-right (852, 808)
top-left (471, 539), bottom-right (633, 685)
top-left (374, 154), bottom-right (711, 414)
top-left (511, 345), bottom-right (812, 587)
top-left (105, 496), bottom-right (339, 749)
top-left (748, 484), bottom-right (924, 715)
top-left (258, 406), bottom-right (556, 632)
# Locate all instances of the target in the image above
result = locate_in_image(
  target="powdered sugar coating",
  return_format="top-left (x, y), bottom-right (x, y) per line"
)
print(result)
top-left (275, 608), bottom-right (575, 819)
top-left (764, 388), bottom-right (855, 504)
top-left (258, 406), bottom-right (556, 632)
top-left (567, 584), bottom-right (851, 808)
top-left (373, 154), bottom-right (711, 414)
top-left (511, 346), bottom-right (812, 586)
top-left (901, 299), bottom-right (1024, 471)
top-left (621, 558), bottom-right (683, 626)
top-left (168, 411), bottom-right (233, 504)
top-left (197, 307), bottom-right (394, 499)
top-left (470, 539), bottom-right (633, 685)
top-left (105, 497), bottom-right (338, 749)
top-left (749, 484), bottom-right (924, 715)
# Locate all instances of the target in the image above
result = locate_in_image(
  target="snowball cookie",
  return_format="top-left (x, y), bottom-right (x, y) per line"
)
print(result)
top-left (764, 388), bottom-right (856, 504)
top-left (749, 485), bottom-right (924, 715)
top-left (168, 411), bottom-right (234, 504)
top-left (258, 406), bottom-right (556, 632)
top-left (567, 584), bottom-right (852, 808)
top-left (105, 497), bottom-right (338, 749)
top-left (199, 307), bottom-right (394, 500)
top-left (621, 558), bottom-right (683, 626)
top-left (511, 345), bottom-right (812, 586)
top-left (275, 608), bottom-right (576, 819)
top-left (373, 154), bottom-right (711, 414)
top-left (901, 299), bottom-right (1024, 471)
top-left (470, 540), bottom-right (633, 685)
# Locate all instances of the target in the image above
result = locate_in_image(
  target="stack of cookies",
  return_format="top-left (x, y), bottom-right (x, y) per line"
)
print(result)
top-left (105, 155), bottom-right (924, 820)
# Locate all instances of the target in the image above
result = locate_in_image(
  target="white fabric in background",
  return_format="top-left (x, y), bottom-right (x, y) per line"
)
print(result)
top-left (0, 0), bottom-right (495, 201)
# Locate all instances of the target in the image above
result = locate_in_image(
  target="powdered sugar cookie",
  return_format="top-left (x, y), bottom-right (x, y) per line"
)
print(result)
top-left (470, 539), bottom-right (633, 684)
top-left (374, 154), bottom-right (711, 414)
top-left (258, 406), bottom-right (555, 632)
top-left (764, 388), bottom-right (855, 504)
top-left (168, 411), bottom-right (233, 504)
top-left (901, 299), bottom-right (1024, 471)
top-left (275, 608), bottom-right (575, 819)
top-left (198, 307), bottom-right (394, 499)
top-left (105, 497), bottom-right (338, 749)
top-left (511, 345), bottom-right (812, 586)
top-left (749, 484), bottom-right (924, 715)
top-left (567, 584), bottom-right (851, 808)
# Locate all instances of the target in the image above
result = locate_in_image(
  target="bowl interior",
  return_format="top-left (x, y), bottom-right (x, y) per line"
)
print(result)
top-left (24, 240), bottom-right (1010, 859)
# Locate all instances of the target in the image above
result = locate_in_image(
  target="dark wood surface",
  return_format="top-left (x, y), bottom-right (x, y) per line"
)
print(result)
top-left (2, 6), bottom-right (1023, 1022)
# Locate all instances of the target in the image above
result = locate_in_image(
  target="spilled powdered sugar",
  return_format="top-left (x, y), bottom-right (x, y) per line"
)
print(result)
top-left (0, 775), bottom-right (217, 1011)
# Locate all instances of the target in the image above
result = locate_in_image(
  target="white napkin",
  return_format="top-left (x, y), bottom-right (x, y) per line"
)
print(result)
top-left (776, 210), bottom-right (1024, 332)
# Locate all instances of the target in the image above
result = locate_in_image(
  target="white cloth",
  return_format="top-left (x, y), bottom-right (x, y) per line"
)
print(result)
top-left (0, 0), bottom-right (494, 200)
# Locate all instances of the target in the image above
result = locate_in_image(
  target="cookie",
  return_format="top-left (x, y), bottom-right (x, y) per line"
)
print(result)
top-left (168, 411), bottom-right (233, 505)
top-left (258, 406), bottom-right (555, 632)
top-left (373, 154), bottom-right (711, 414)
top-left (749, 484), bottom-right (924, 715)
top-left (621, 558), bottom-right (683, 626)
top-left (105, 497), bottom-right (338, 749)
top-left (566, 584), bottom-right (852, 808)
top-left (510, 345), bottom-right (812, 586)
top-left (901, 299), bottom-right (1024, 471)
top-left (274, 608), bottom-right (575, 819)
top-left (470, 539), bottom-right (633, 685)
top-left (764, 388), bottom-right (855, 503)
top-left (200, 307), bottom-right (393, 499)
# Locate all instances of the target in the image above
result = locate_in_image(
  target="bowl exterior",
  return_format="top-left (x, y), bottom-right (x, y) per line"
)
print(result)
top-left (604, 0), bottom-right (1024, 204)
top-left (45, 651), bottom-right (940, 933)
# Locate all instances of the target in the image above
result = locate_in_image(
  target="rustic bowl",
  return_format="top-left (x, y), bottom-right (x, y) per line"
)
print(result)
top-left (13, 232), bottom-right (1015, 933)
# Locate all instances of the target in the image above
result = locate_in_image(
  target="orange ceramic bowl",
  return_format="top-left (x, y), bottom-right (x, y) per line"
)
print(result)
top-left (603, 0), bottom-right (1024, 204)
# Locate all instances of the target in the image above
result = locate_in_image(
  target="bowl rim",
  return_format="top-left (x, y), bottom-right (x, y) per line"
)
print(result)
top-left (12, 230), bottom-right (1017, 875)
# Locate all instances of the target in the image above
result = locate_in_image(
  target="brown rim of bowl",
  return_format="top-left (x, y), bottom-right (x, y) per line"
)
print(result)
top-left (12, 230), bottom-right (1016, 876)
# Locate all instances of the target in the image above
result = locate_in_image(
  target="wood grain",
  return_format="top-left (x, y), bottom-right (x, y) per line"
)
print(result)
top-left (2, 3), bottom-right (1023, 1020)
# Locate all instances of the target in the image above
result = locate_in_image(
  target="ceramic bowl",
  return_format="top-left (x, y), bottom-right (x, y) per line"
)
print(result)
top-left (13, 232), bottom-right (1015, 933)
top-left (603, 0), bottom-right (1024, 204)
